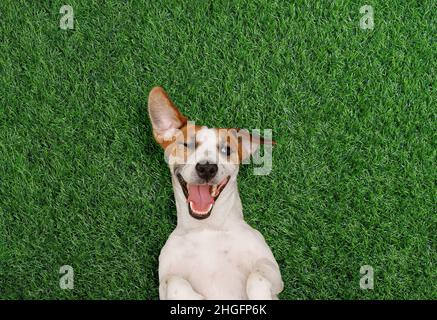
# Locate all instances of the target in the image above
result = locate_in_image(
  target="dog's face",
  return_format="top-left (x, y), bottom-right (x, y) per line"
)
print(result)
top-left (148, 87), bottom-right (272, 220)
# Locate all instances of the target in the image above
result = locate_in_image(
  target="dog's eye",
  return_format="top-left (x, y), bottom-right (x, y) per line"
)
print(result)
top-left (220, 145), bottom-right (232, 156)
top-left (183, 142), bottom-right (196, 149)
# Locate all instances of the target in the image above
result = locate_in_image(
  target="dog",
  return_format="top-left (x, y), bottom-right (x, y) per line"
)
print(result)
top-left (148, 87), bottom-right (283, 299)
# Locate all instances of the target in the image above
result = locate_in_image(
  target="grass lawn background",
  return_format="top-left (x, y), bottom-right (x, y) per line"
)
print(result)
top-left (0, 0), bottom-right (435, 299)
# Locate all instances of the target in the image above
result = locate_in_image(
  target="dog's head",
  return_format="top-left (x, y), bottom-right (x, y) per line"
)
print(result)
top-left (148, 87), bottom-right (274, 220)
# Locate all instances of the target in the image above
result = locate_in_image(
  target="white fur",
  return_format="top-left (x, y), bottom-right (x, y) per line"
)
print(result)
top-left (158, 127), bottom-right (283, 300)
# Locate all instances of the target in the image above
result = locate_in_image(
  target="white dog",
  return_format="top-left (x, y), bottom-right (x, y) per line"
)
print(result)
top-left (148, 87), bottom-right (283, 299)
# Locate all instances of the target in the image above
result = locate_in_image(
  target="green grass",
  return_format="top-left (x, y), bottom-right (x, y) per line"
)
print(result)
top-left (0, 0), bottom-right (435, 299)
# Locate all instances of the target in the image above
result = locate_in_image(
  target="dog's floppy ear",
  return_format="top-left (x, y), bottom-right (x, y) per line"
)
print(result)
top-left (229, 128), bottom-right (275, 162)
top-left (148, 87), bottom-right (187, 145)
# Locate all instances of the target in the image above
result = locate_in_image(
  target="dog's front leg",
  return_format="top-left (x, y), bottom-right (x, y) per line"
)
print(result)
top-left (160, 275), bottom-right (205, 300)
top-left (246, 259), bottom-right (284, 300)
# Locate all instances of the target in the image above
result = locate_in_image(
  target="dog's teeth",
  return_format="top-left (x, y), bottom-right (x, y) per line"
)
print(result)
top-left (189, 202), bottom-right (213, 215)
top-left (211, 185), bottom-right (217, 197)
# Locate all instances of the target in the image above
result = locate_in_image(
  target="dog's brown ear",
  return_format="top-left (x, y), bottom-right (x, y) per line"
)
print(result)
top-left (148, 87), bottom-right (187, 145)
top-left (229, 128), bottom-right (275, 162)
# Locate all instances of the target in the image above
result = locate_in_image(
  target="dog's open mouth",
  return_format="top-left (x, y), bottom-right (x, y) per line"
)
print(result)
top-left (177, 174), bottom-right (230, 220)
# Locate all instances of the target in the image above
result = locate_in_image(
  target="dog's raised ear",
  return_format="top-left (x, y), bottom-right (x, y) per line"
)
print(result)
top-left (148, 87), bottom-right (187, 145)
top-left (228, 128), bottom-right (275, 163)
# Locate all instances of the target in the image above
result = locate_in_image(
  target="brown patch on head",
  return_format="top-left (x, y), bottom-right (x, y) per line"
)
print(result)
top-left (147, 88), bottom-right (275, 164)
top-left (165, 123), bottom-right (205, 162)
top-left (219, 128), bottom-right (276, 163)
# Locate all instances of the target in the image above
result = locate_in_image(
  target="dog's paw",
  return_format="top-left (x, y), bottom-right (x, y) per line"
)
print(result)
top-left (246, 271), bottom-right (274, 300)
top-left (164, 276), bottom-right (205, 300)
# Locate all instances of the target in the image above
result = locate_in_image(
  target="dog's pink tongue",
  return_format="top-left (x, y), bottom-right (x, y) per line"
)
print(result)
top-left (187, 184), bottom-right (214, 212)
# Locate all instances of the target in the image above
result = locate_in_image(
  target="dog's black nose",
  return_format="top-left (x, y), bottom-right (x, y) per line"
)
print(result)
top-left (195, 162), bottom-right (218, 181)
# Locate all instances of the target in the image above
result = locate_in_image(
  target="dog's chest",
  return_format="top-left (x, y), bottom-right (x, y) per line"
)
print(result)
top-left (159, 226), bottom-right (271, 299)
